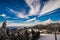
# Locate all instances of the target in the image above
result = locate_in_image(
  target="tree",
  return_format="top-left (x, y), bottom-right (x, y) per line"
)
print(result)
top-left (2, 21), bottom-right (6, 28)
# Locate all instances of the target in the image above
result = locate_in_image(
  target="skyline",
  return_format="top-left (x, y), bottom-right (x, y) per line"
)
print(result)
top-left (0, 0), bottom-right (60, 26)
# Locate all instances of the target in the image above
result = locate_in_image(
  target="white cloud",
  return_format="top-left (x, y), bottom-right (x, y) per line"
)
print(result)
top-left (8, 8), bottom-right (28, 18)
top-left (25, 0), bottom-right (40, 16)
top-left (34, 18), bottom-right (60, 25)
top-left (0, 14), bottom-right (6, 17)
top-left (20, 0), bottom-right (40, 18)
top-left (7, 20), bottom-right (15, 23)
top-left (0, 14), bottom-right (10, 18)
top-left (25, 0), bottom-right (60, 17)
top-left (8, 0), bottom-right (60, 18)
top-left (0, 18), bottom-right (60, 27)
top-left (8, 0), bottom-right (40, 18)
top-left (6, 23), bottom-right (34, 27)
top-left (33, 18), bottom-right (55, 25)
top-left (6, 20), bottom-right (34, 27)
top-left (5, 18), bottom-right (37, 27)
top-left (8, 8), bottom-right (18, 14)
top-left (25, 18), bottom-right (53, 25)
top-left (25, 17), bottom-right (36, 22)
top-left (6, 17), bottom-right (10, 18)
top-left (8, 8), bottom-right (28, 19)
top-left (34, 20), bottom-right (42, 25)
top-left (39, 0), bottom-right (60, 16)
top-left (42, 18), bottom-right (53, 25)
top-left (17, 12), bottom-right (29, 18)
top-left (0, 21), bottom-right (33, 27)
top-left (0, 20), bottom-right (29, 27)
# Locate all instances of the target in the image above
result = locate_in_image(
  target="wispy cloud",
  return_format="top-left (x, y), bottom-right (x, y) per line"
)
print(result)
top-left (8, 8), bottom-right (29, 18)
top-left (25, 17), bottom-right (36, 22)
top-left (25, 18), bottom-right (57, 25)
top-left (25, 0), bottom-right (40, 16)
top-left (0, 14), bottom-right (10, 18)
top-left (8, 0), bottom-right (60, 19)
top-left (6, 17), bottom-right (37, 27)
top-left (8, 0), bottom-right (40, 18)
top-left (0, 18), bottom-right (59, 27)
top-left (0, 14), bottom-right (6, 17)
top-left (39, 0), bottom-right (60, 16)
top-left (7, 20), bottom-right (15, 23)
top-left (25, 0), bottom-right (60, 17)
top-left (7, 23), bottom-right (34, 27)
top-left (6, 20), bottom-right (34, 27)
top-left (17, 12), bottom-right (29, 18)
top-left (33, 18), bottom-right (56, 25)
top-left (42, 18), bottom-right (53, 25)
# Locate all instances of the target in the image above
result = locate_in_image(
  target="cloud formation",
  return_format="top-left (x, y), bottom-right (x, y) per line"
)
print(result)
top-left (25, 0), bottom-right (40, 16)
top-left (5, 18), bottom-right (60, 27)
top-left (8, 0), bottom-right (60, 19)
top-left (6, 23), bottom-right (34, 27)
top-left (34, 18), bottom-right (55, 25)
top-left (8, 8), bottom-right (29, 18)
top-left (8, 0), bottom-right (40, 18)
top-left (0, 14), bottom-right (6, 17)
top-left (0, 14), bottom-right (10, 18)
top-left (39, 0), bottom-right (60, 16)
top-left (17, 12), bottom-right (29, 18)
top-left (26, 17), bottom-right (36, 22)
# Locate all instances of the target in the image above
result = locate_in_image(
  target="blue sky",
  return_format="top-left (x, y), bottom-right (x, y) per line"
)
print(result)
top-left (0, 0), bottom-right (60, 26)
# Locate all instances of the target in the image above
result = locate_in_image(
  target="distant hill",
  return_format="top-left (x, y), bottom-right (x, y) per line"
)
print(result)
top-left (32, 23), bottom-right (60, 32)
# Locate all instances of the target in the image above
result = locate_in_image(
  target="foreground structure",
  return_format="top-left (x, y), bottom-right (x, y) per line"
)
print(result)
top-left (0, 21), bottom-right (40, 40)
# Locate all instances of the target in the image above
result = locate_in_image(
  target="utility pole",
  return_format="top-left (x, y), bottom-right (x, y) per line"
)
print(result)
top-left (54, 24), bottom-right (57, 40)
